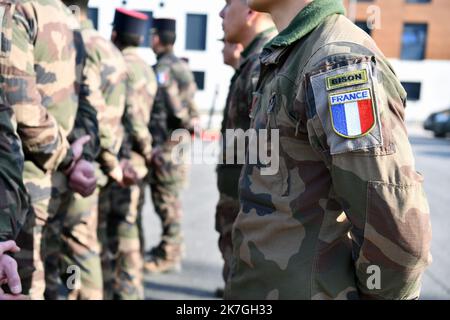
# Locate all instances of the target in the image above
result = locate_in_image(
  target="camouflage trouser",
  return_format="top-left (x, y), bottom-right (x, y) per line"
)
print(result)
top-left (148, 145), bottom-right (188, 262)
top-left (15, 168), bottom-right (70, 300)
top-left (44, 187), bottom-right (102, 300)
top-left (215, 193), bottom-right (240, 283)
top-left (100, 180), bottom-right (146, 300)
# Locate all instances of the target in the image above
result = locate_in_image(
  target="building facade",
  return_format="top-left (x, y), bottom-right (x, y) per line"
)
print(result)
top-left (344, 0), bottom-right (450, 121)
top-left (88, 0), bottom-right (450, 126)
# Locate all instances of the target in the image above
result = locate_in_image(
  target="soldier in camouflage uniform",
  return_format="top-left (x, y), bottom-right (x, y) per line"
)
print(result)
top-left (225, 0), bottom-right (432, 300)
top-left (0, 69), bottom-right (28, 299)
top-left (3, 0), bottom-right (98, 299)
top-left (101, 8), bottom-right (157, 300)
top-left (217, 0), bottom-right (276, 287)
top-left (144, 18), bottom-right (198, 273)
top-left (46, 0), bottom-right (129, 300)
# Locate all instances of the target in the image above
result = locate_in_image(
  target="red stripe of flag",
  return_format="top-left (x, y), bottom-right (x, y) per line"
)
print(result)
top-left (358, 99), bottom-right (374, 133)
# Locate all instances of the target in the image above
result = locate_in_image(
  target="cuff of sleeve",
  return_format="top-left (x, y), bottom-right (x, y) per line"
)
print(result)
top-left (57, 148), bottom-right (75, 174)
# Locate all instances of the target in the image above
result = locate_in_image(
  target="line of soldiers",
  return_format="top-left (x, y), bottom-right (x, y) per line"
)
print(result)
top-left (0, 0), bottom-right (198, 300)
top-left (215, 0), bottom-right (432, 300)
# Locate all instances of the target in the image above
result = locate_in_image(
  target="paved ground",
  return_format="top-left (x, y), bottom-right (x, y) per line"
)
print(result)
top-left (142, 125), bottom-right (450, 300)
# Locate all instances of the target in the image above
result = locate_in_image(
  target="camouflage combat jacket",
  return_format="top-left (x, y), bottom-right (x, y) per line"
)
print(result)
top-left (226, 0), bottom-right (431, 300)
top-left (80, 19), bottom-right (127, 175)
top-left (217, 28), bottom-right (276, 199)
top-left (121, 46), bottom-right (157, 178)
top-left (150, 51), bottom-right (197, 147)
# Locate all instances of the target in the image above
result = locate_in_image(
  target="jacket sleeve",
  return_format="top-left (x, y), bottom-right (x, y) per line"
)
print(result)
top-left (302, 50), bottom-right (432, 300)
top-left (123, 61), bottom-right (157, 161)
top-left (82, 45), bottom-right (121, 174)
top-left (5, 6), bottom-right (71, 173)
top-left (0, 104), bottom-right (29, 241)
top-left (154, 63), bottom-right (191, 129)
top-left (68, 29), bottom-right (100, 162)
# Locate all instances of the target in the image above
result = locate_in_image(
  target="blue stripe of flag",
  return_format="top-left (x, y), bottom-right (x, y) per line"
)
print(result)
top-left (331, 104), bottom-right (348, 136)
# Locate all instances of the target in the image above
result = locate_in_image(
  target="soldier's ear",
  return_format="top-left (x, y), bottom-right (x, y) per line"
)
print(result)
top-left (246, 9), bottom-right (258, 24)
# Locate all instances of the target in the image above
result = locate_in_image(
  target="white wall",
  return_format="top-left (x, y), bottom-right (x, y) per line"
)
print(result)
top-left (89, 0), bottom-right (234, 130)
top-left (390, 59), bottom-right (450, 122)
top-left (89, 1), bottom-right (448, 128)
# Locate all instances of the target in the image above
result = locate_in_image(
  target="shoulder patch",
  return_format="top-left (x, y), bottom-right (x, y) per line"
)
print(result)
top-left (309, 61), bottom-right (383, 155)
top-left (157, 71), bottom-right (170, 85)
top-left (329, 88), bottom-right (375, 138)
top-left (326, 69), bottom-right (368, 91)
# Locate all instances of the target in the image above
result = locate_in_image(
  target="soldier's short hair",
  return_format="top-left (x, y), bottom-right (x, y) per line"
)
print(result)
top-left (114, 31), bottom-right (142, 47)
top-left (156, 30), bottom-right (176, 46)
top-left (62, 0), bottom-right (89, 11)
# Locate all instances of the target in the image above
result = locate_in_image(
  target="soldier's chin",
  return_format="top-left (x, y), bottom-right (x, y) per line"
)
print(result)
top-left (247, 0), bottom-right (272, 13)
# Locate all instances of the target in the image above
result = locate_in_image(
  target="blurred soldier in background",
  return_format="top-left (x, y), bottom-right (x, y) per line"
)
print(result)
top-left (144, 18), bottom-right (198, 273)
top-left (48, 0), bottom-right (128, 300)
top-left (105, 8), bottom-right (157, 300)
top-left (214, 38), bottom-right (242, 298)
top-left (216, 0), bottom-right (276, 292)
top-left (4, 0), bottom-right (98, 299)
top-left (225, 0), bottom-right (431, 300)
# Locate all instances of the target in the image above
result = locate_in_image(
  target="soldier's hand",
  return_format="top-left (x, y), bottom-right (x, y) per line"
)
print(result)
top-left (0, 241), bottom-right (26, 299)
top-left (0, 241), bottom-right (20, 256)
top-left (71, 135), bottom-right (91, 162)
top-left (120, 160), bottom-right (138, 187)
top-left (68, 159), bottom-right (97, 197)
top-left (150, 147), bottom-right (164, 167)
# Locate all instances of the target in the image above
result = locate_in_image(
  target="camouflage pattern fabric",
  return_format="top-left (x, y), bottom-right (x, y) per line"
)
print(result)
top-left (0, 105), bottom-right (28, 241)
top-left (100, 180), bottom-right (146, 300)
top-left (5, 0), bottom-right (83, 299)
top-left (148, 145), bottom-right (185, 265)
top-left (0, 0), bottom-right (28, 242)
top-left (100, 46), bottom-right (156, 300)
top-left (225, 0), bottom-right (431, 300)
top-left (215, 193), bottom-right (240, 283)
top-left (147, 51), bottom-right (197, 265)
top-left (149, 51), bottom-right (197, 146)
top-left (216, 29), bottom-right (276, 283)
top-left (54, 18), bottom-right (128, 300)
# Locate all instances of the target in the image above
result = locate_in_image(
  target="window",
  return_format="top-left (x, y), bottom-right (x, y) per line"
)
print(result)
top-left (355, 20), bottom-right (372, 36)
top-left (186, 14), bottom-right (207, 51)
top-left (406, 0), bottom-right (431, 3)
top-left (401, 82), bottom-right (422, 101)
top-left (138, 11), bottom-right (153, 48)
top-left (193, 71), bottom-right (205, 90)
top-left (401, 23), bottom-right (428, 60)
top-left (87, 7), bottom-right (98, 30)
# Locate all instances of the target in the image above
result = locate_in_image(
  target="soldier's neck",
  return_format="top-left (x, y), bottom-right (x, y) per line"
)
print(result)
top-left (270, 0), bottom-right (313, 32)
top-left (157, 47), bottom-right (174, 59)
top-left (241, 20), bottom-right (274, 50)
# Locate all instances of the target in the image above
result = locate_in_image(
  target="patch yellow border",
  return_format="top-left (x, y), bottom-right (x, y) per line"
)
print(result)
top-left (326, 69), bottom-right (368, 91)
top-left (328, 88), bottom-right (376, 139)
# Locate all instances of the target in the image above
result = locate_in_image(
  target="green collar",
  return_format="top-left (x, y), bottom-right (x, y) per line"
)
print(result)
top-left (267, 0), bottom-right (345, 48)
top-left (80, 19), bottom-right (95, 31)
top-left (241, 27), bottom-right (277, 59)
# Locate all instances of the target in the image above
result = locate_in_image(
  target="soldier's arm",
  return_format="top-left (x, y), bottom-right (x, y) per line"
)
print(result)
top-left (83, 48), bottom-right (121, 175)
top-left (155, 64), bottom-right (191, 128)
top-left (302, 49), bottom-right (431, 299)
top-left (0, 106), bottom-right (28, 241)
top-left (68, 30), bottom-right (100, 163)
top-left (123, 62), bottom-right (157, 162)
top-left (5, 7), bottom-right (71, 173)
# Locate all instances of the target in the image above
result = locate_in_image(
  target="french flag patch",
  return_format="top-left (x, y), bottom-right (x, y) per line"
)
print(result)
top-left (329, 88), bottom-right (376, 139)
